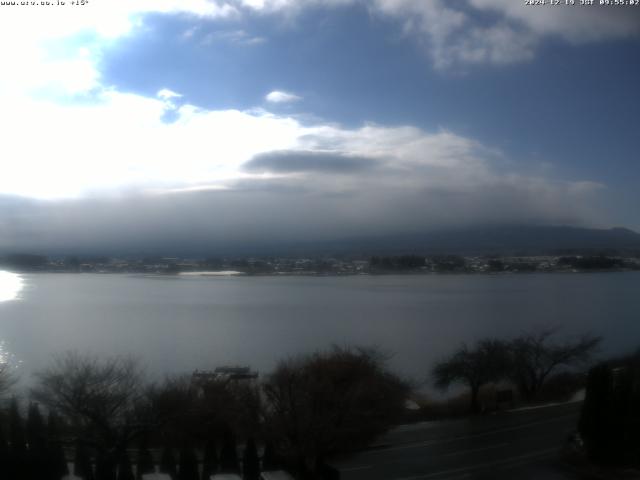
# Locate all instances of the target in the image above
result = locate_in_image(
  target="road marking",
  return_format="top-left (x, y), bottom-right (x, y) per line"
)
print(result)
top-left (391, 447), bottom-right (557, 480)
top-left (441, 442), bottom-right (508, 457)
top-left (506, 398), bottom-right (582, 413)
top-left (365, 414), bottom-right (576, 454)
top-left (340, 442), bottom-right (509, 474)
top-left (341, 465), bottom-right (373, 472)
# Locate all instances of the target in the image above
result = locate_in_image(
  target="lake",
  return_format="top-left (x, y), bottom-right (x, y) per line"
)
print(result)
top-left (0, 271), bottom-right (639, 385)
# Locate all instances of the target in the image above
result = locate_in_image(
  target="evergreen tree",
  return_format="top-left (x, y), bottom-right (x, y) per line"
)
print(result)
top-left (26, 403), bottom-right (46, 451)
top-left (579, 355), bottom-right (640, 466)
top-left (46, 411), bottom-right (61, 441)
top-left (74, 442), bottom-right (95, 480)
top-left (46, 412), bottom-right (69, 480)
top-left (201, 439), bottom-right (218, 480)
top-left (261, 442), bottom-right (280, 472)
top-left (48, 441), bottom-right (69, 480)
top-left (242, 438), bottom-right (260, 480)
top-left (27, 403), bottom-right (47, 480)
top-left (579, 364), bottom-right (613, 463)
top-left (159, 446), bottom-right (177, 478)
top-left (9, 398), bottom-right (28, 480)
top-left (178, 445), bottom-right (199, 480)
top-left (219, 430), bottom-right (239, 473)
top-left (136, 439), bottom-right (155, 479)
top-left (0, 426), bottom-right (12, 480)
top-left (0, 424), bottom-right (8, 457)
top-left (316, 459), bottom-right (340, 480)
top-left (117, 452), bottom-right (135, 480)
top-left (95, 454), bottom-right (117, 480)
top-left (9, 398), bottom-right (26, 454)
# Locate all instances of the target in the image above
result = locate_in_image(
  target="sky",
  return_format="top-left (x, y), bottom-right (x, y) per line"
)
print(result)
top-left (0, 0), bottom-right (639, 254)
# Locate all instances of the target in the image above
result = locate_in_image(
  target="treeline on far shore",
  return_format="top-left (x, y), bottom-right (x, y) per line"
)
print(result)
top-left (370, 253), bottom-right (639, 273)
top-left (2, 251), bottom-right (640, 275)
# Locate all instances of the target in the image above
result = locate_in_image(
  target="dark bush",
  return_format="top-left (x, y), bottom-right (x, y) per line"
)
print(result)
top-left (242, 438), bottom-right (260, 480)
top-left (579, 351), bottom-right (640, 466)
top-left (201, 438), bottom-right (218, 480)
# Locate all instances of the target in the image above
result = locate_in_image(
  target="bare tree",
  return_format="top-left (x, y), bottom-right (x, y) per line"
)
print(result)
top-left (433, 339), bottom-right (510, 413)
top-left (136, 375), bottom-right (197, 430)
top-left (136, 372), bottom-right (261, 442)
top-left (263, 346), bottom-right (410, 476)
top-left (509, 329), bottom-right (601, 401)
top-left (0, 362), bottom-right (17, 399)
top-left (31, 351), bottom-right (144, 453)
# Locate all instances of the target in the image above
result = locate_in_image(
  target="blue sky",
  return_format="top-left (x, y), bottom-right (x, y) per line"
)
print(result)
top-left (0, 0), bottom-right (639, 252)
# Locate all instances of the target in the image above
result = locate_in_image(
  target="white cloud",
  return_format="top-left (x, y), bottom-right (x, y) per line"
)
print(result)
top-left (157, 88), bottom-right (184, 111)
top-left (0, 77), bottom-right (602, 237)
top-left (224, 30), bottom-right (267, 45)
top-left (469, 0), bottom-right (640, 43)
top-left (372, 0), bottom-right (640, 68)
top-left (370, 0), bottom-right (538, 69)
top-left (168, 0), bottom-right (638, 68)
top-left (265, 90), bottom-right (302, 104)
top-left (205, 29), bottom-right (267, 45)
top-left (157, 89), bottom-right (183, 100)
top-left (0, 0), bottom-right (608, 237)
top-left (237, 0), bottom-right (355, 12)
top-left (0, 91), bottom-right (308, 199)
top-left (2, 0), bottom-right (636, 80)
top-left (0, 1), bottom-right (245, 98)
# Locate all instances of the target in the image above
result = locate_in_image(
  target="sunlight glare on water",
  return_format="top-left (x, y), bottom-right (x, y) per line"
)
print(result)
top-left (0, 341), bottom-right (10, 364)
top-left (0, 271), bottom-right (24, 302)
top-left (0, 339), bottom-right (21, 381)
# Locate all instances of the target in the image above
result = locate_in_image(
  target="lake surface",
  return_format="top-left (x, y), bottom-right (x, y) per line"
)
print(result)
top-left (0, 272), bottom-right (639, 384)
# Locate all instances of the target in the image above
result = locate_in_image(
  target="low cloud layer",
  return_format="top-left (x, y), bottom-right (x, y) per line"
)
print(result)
top-left (0, 172), bottom-right (604, 256)
top-left (0, 93), bottom-right (605, 254)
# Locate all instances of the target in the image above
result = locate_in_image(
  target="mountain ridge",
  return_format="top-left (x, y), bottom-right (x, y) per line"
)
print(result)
top-left (288, 225), bottom-right (640, 257)
top-left (3, 225), bottom-right (640, 258)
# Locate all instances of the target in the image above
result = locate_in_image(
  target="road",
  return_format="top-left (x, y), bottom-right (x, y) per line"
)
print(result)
top-left (333, 402), bottom-right (590, 480)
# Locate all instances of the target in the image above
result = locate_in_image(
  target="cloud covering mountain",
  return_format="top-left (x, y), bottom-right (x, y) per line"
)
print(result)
top-left (0, 0), bottom-right (637, 253)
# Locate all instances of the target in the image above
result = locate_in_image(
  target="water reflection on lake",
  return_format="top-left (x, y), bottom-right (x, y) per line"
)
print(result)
top-left (0, 271), bottom-right (23, 377)
top-left (0, 272), bottom-right (639, 384)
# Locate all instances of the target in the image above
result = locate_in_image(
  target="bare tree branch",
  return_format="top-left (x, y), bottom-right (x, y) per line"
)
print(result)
top-left (432, 339), bottom-right (510, 413)
top-left (263, 346), bottom-right (410, 472)
top-left (509, 329), bottom-right (601, 401)
top-left (31, 351), bottom-right (144, 452)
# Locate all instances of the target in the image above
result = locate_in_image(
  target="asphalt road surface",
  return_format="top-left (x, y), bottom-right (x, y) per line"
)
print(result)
top-left (334, 402), bottom-right (589, 480)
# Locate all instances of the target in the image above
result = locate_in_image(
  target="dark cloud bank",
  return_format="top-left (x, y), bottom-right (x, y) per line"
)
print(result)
top-left (245, 151), bottom-right (378, 173)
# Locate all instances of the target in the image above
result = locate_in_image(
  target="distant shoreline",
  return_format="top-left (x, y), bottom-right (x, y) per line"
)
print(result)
top-left (178, 270), bottom-right (244, 276)
top-left (5, 268), bottom-right (640, 277)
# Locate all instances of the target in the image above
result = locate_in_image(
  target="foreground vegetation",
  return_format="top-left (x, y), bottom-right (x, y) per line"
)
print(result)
top-left (0, 347), bottom-right (409, 480)
top-left (432, 329), bottom-right (601, 413)
top-left (577, 349), bottom-right (640, 469)
top-left (0, 329), bottom-right (616, 479)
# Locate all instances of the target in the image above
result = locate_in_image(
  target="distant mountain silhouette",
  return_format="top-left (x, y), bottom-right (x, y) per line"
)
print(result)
top-left (297, 226), bottom-right (640, 257)
top-left (8, 225), bottom-right (640, 259)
